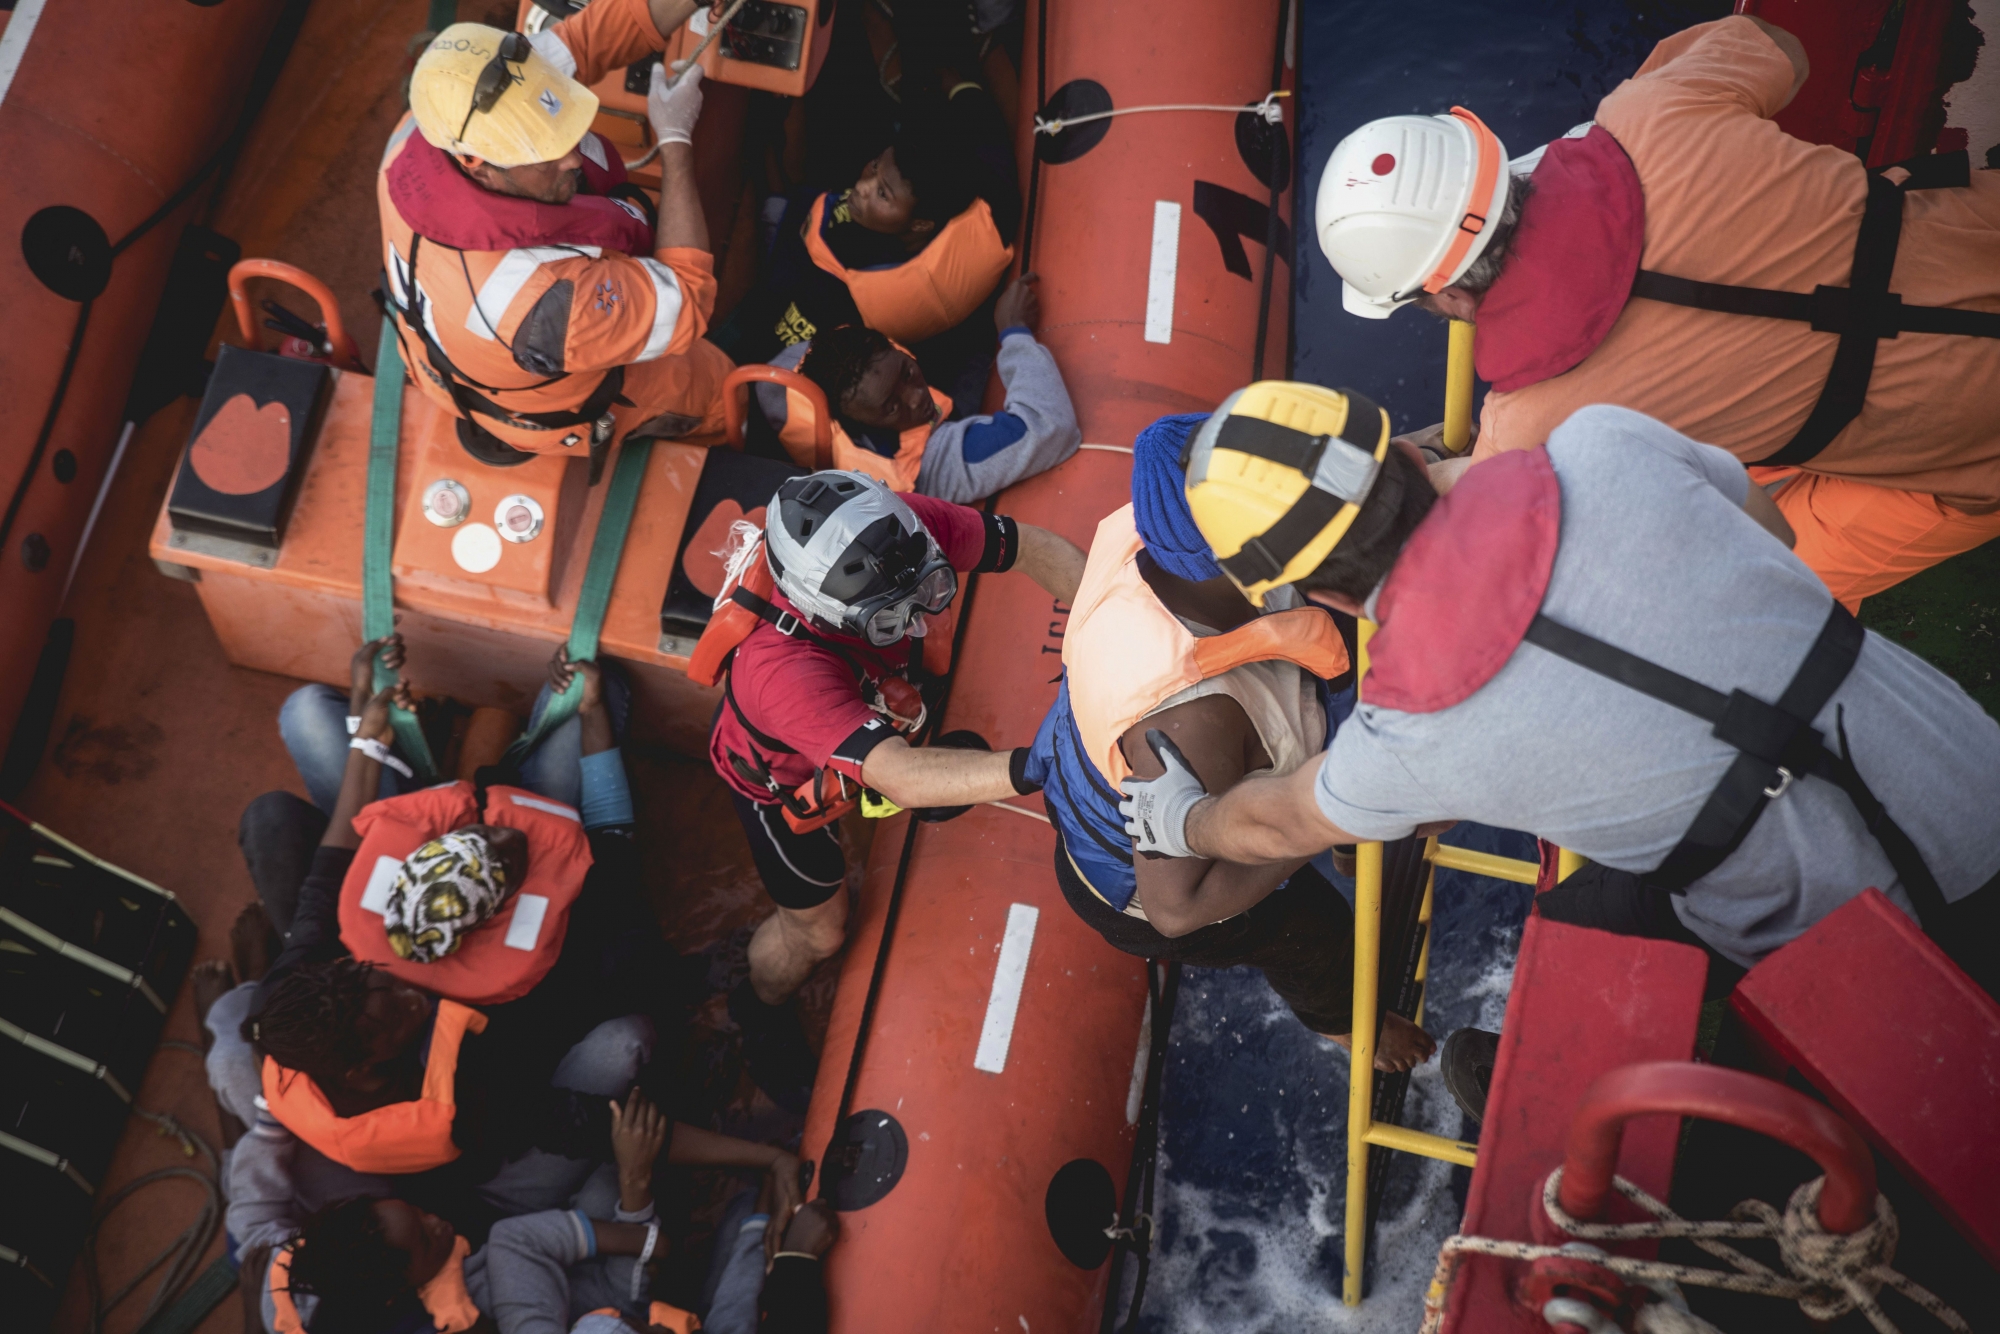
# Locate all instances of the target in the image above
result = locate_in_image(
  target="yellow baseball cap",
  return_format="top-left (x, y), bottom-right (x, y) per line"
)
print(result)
top-left (1182, 380), bottom-right (1392, 605)
top-left (409, 24), bottom-right (599, 169)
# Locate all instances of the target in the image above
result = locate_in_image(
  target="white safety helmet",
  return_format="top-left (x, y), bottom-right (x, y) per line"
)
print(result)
top-left (1314, 107), bottom-right (1510, 320)
top-left (764, 471), bottom-right (958, 647)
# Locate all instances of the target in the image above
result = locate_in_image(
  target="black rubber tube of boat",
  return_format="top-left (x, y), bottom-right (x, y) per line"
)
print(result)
top-left (1252, 0), bottom-right (1287, 381)
top-left (818, 503), bottom-right (996, 1195)
top-left (0, 0), bottom-right (317, 561)
top-left (1099, 959), bottom-right (1180, 1334)
top-left (1016, 0), bottom-right (1049, 271)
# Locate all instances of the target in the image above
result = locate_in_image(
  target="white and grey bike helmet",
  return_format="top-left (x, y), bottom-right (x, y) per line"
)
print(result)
top-left (764, 471), bottom-right (958, 646)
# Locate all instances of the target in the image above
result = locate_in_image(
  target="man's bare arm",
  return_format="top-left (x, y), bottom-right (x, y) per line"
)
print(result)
top-left (1013, 523), bottom-right (1086, 604)
top-left (1182, 759), bottom-right (1361, 864)
top-left (861, 737), bottom-right (1018, 810)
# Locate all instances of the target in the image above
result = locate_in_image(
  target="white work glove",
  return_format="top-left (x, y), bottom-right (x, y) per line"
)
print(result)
top-left (1118, 729), bottom-right (1209, 859)
top-left (647, 60), bottom-right (703, 148)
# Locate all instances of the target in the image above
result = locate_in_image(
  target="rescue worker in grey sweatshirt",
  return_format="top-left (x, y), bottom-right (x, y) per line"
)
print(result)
top-left (754, 273), bottom-right (1082, 504)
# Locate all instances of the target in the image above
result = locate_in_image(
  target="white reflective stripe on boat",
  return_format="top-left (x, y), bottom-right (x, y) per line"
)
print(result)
top-left (0, 0), bottom-right (50, 109)
top-left (973, 903), bottom-right (1039, 1074)
top-left (1144, 200), bottom-right (1181, 344)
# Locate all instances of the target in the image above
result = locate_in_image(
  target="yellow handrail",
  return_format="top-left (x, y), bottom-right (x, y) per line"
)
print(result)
top-left (1442, 319), bottom-right (1476, 453)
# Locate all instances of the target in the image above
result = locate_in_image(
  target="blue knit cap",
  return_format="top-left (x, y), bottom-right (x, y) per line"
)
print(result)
top-left (1130, 413), bottom-right (1222, 582)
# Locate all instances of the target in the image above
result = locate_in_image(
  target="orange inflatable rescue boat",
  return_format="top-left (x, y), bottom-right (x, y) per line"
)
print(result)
top-left (795, 0), bottom-right (1298, 1327)
top-left (0, 0), bottom-right (303, 761)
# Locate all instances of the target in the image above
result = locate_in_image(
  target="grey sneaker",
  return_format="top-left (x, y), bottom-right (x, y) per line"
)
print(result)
top-left (1441, 1028), bottom-right (1501, 1123)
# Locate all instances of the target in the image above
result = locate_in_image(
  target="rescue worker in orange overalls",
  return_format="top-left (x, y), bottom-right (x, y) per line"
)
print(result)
top-left (381, 2), bottom-right (731, 465)
top-left (1314, 15), bottom-right (2000, 610)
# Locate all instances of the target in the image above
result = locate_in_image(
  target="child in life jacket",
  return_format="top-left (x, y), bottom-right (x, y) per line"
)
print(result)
top-left (251, 1088), bottom-right (804, 1334)
top-left (1023, 414), bottom-right (1438, 1071)
top-left (743, 274), bottom-right (1078, 504)
top-left (707, 76), bottom-right (1019, 394)
top-left (220, 641), bottom-right (688, 1219)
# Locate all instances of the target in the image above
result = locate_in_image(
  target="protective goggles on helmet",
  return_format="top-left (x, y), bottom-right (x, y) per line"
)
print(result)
top-left (1182, 381), bottom-right (1392, 606)
top-left (458, 31), bottom-right (532, 143)
top-left (848, 556), bottom-right (957, 646)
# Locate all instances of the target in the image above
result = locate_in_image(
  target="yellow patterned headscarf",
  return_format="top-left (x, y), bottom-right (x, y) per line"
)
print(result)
top-left (384, 831), bottom-right (510, 963)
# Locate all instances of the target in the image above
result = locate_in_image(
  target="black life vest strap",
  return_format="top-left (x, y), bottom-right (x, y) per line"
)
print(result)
top-left (1522, 603), bottom-right (1950, 929)
top-left (1629, 152), bottom-right (2000, 469)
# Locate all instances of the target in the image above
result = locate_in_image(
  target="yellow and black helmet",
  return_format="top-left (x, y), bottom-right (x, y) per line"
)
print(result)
top-left (1182, 381), bottom-right (1391, 605)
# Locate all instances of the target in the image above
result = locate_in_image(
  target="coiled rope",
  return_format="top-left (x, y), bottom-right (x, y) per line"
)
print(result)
top-left (1034, 90), bottom-right (1287, 138)
top-left (1417, 1169), bottom-right (1968, 1334)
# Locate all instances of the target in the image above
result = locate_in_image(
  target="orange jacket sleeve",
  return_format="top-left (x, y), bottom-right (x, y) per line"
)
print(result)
top-left (548, 0), bottom-right (675, 89)
top-left (515, 246), bottom-right (715, 376)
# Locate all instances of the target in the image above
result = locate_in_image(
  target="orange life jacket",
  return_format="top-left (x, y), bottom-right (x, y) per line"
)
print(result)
top-left (260, 1000), bottom-right (487, 1175)
top-left (773, 340), bottom-right (952, 492)
top-left (336, 781), bottom-right (593, 1006)
top-left (268, 1234), bottom-right (481, 1334)
top-left (1064, 505), bottom-right (1352, 786)
top-left (801, 193), bottom-right (1014, 345)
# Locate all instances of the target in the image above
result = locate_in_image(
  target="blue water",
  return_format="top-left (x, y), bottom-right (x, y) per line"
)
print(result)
top-left (1134, 3), bottom-right (1731, 1328)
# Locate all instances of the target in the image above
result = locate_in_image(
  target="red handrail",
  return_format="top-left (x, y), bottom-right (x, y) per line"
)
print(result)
top-left (227, 259), bottom-right (367, 371)
top-left (721, 364), bottom-right (833, 469)
top-left (1551, 1061), bottom-right (1876, 1236)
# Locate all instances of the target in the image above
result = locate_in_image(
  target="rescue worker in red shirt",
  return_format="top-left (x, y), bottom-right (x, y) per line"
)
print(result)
top-left (698, 472), bottom-right (1083, 1108)
top-left (382, 0), bottom-right (732, 464)
top-left (1314, 15), bottom-right (2000, 610)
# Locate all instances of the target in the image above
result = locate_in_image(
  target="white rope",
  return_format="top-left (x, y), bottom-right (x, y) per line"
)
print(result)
top-left (1416, 1170), bottom-right (1969, 1334)
top-left (987, 800), bottom-right (1051, 824)
top-left (624, 0), bottom-right (753, 170)
top-left (1077, 443), bottom-right (1134, 454)
top-left (1035, 91), bottom-right (1287, 138)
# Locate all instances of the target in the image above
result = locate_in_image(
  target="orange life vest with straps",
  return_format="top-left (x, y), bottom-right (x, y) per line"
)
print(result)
top-left (772, 345), bottom-right (952, 492)
top-left (267, 1235), bottom-right (481, 1334)
top-left (801, 193), bottom-right (1014, 345)
top-left (260, 1000), bottom-right (487, 1175)
top-left (689, 535), bottom-right (936, 832)
top-left (1067, 505), bottom-right (1351, 785)
top-left (337, 781), bottom-right (594, 1006)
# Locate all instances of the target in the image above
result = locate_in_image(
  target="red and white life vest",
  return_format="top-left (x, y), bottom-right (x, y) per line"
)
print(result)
top-left (338, 781), bottom-right (594, 1006)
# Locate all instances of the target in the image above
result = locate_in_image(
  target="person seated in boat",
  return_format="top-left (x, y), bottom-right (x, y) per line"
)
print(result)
top-left (382, 3), bottom-right (734, 466)
top-left (249, 1087), bottom-right (805, 1334)
top-left (216, 642), bottom-right (690, 1217)
top-left (1117, 388), bottom-right (2000, 1023)
top-left (699, 471), bottom-right (1084, 1109)
top-left (1019, 411), bottom-right (1435, 1072)
top-left (1313, 15), bottom-right (2000, 611)
top-left (706, 75), bottom-right (1019, 394)
top-left (672, 1187), bottom-right (837, 1334)
top-left (744, 273), bottom-right (1078, 504)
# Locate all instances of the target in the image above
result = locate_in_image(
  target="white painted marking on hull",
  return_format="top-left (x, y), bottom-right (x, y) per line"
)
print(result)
top-left (1144, 201), bottom-right (1181, 344)
top-left (973, 903), bottom-right (1039, 1074)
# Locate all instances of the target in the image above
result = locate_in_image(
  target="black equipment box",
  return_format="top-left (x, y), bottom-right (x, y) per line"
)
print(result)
top-left (0, 805), bottom-right (194, 1330)
top-left (659, 447), bottom-right (803, 645)
top-left (166, 343), bottom-right (330, 551)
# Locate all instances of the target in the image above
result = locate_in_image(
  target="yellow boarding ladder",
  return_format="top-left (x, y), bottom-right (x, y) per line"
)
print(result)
top-left (1339, 321), bottom-right (1584, 1305)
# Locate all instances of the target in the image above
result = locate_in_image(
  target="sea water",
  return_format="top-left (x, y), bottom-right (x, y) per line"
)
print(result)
top-left (1129, 826), bottom-right (1536, 1332)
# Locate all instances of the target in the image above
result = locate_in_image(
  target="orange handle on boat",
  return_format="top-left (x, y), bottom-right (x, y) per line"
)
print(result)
top-left (1555, 1060), bottom-right (1875, 1234)
top-left (228, 259), bottom-right (367, 371)
top-left (721, 365), bottom-right (833, 468)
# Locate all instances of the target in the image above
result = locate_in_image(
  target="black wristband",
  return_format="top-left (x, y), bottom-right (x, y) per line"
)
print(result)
top-left (978, 513), bottom-right (1021, 573)
top-left (1008, 746), bottom-right (1041, 795)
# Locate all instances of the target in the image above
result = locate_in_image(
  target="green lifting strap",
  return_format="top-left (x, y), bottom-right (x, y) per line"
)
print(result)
top-left (497, 434), bottom-right (655, 774)
top-left (366, 318), bottom-right (442, 783)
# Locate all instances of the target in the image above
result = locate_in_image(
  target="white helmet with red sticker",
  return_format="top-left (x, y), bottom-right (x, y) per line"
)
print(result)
top-left (1314, 107), bottom-right (1510, 320)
